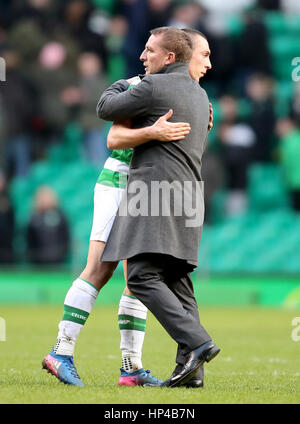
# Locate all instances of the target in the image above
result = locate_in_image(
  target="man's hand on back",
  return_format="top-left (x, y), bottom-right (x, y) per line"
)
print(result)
top-left (150, 109), bottom-right (191, 142)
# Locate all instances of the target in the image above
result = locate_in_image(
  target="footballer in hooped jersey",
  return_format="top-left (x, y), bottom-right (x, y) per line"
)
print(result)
top-left (42, 29), bottom-right (213, 387)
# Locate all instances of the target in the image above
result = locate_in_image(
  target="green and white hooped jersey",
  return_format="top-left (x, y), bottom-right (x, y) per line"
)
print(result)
top-left (97, 76), bottom-right (141, 189)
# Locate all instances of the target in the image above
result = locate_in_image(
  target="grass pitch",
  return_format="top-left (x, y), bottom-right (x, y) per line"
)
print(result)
top-left (0, 305), bottom-right (299, 404)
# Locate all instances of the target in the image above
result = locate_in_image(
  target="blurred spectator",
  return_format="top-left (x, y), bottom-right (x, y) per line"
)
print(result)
top-left (29, 41), bottom-right (79, 146)
top-left (203, 31), bottom-right (235, 97)
top-left (201, 149), bottom-right (226, 222)
top-left (246, 73), bottom-right (276, 162)
top-left (0, 0), bottom-right (14, 29)
top-left (121, 0), bottom-right (173, 77)
top-left (281, 0), bottom-right (300, 14)
top-left (26, 185), bottom-right (70, 264)
top-left (77, 51), bottom-right (110, 165)
top-left (0, 171), bottom-right (15, 263)
top-left (169, 0), bottom-right (236, 96)
top-left (257, 0), bottom-right (281, 10)
top-left (218, 95), bottom-right (256, 215)
top-left (198, 0), bottom-right (256, 15)
top-left (0, 49), bottom-right (36, 179)
top-left (146, 0), bottom-right (174, 30)
top-left (105, 15), bottom-right (128, 82)
top-left (0, 25), bottom-right (6, 50)
top-left (168, 3), bottom-right (236, 97)
top-left (6, 13), bottom-right (48, 65)
top-left (235, 10), bottom-right (271, 96)
top-left (198, 0), bottom-right (256, 35)
top-left (277, 118), bottom-right (300, 212)
top-left (57, 0), bottom-right (108, 66)
top-left (169, 2), bottom-right (206, 29)
top-left (14, 0), bottom-right (58, 35)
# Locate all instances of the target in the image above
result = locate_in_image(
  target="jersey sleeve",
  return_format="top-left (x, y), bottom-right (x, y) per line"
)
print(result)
top-left (97, 77), bottom-right (153, 122)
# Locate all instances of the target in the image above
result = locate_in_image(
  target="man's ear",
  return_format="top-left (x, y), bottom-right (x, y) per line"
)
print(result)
top-left (166, 52), bottom-right (176, 65)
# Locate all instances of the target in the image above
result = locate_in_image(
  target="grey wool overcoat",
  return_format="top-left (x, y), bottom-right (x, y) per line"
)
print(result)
top-left (97, 62), bottom-right (210, 268)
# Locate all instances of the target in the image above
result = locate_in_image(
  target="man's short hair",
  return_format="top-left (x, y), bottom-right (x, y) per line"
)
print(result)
top-left (182, 28), bottom-right (208, 45)
top-left (150, 26), bottom-right (193, 63)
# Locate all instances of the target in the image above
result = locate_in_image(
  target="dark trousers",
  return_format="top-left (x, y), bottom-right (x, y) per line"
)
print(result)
top-left (127, 253), bottom-right (211, 364)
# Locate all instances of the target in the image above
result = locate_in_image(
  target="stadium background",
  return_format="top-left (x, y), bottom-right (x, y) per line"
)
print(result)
top-left (0, 0), bottom-right (300, 310)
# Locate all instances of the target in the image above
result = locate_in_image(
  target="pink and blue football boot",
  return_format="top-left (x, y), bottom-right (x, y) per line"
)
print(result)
top-left (118, 368), bottom-right (162, 387)
top-left (42, 348), bottom-right (84, 387)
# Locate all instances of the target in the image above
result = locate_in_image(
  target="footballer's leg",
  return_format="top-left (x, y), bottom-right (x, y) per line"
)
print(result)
top-left (42, 183), bottom-right (121, 386)
top-left (117, 264), bottom-right (161, 386)
top-left (42, 240), bottom-right (118, 386)
top-left (119, 261), bottom-right (146, 374)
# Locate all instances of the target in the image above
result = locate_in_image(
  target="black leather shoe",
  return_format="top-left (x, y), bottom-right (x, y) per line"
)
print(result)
top-left (160, 373), bottom-right (203, 388)
top-left (184, 368), bottom-right (204, 388)
top-left (165, 364), bottom-right (204, 388)
top-left (160, 341), bottom-right (220, 388)
top-left (185, 377), bottom-right (203, 388)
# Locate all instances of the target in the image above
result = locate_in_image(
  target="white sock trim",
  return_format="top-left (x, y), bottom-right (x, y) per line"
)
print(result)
top-left (54, 336), bottom-right (76, 356)
top-left (55, 278), bottom-right (98, 355)
top-left (122, 353), bottom-right (143, 372)
top-left (120, 294), bottom-right (147, 312)
top-left (64, 278), bottom-right (98, 313)
top-left (118, 295), bottom-right (148, 320)
top-left (74, 278), bottom-right (99, 300)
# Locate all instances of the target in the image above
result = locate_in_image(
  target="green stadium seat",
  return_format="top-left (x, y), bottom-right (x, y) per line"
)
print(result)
top-left (283, 254), bottom-right (300, 272)
top-left (201, 82), bottom-right (219, 100)
top-left (268, 33), bottom-right (299, 81)
top-left (92, 0), bottom-right (116, 14)
top-left (264, 12), bottom-right (300, 36)
top-left (269, 35), bottom-right (299, 59)
top-left (244, 212), bottom-right (292, 258)
top-left (9, 177), bottom-right (34, 227)
top-left (210, 249), bottom-right (247, 273)
top-left (264, 12), bottom-right (286, 34)
top-left (47, 143), bottom-right (67, 163)
top-left (275, 81), bottom-right (296, 116)
top-left (273, 59), bottom-right (295, 81)
top-left (48, 124), bottom-right (83, 164)
top-left (225, 15), bottom-right (245, 37)
top-left (248, 163), bottom-right (289, 211)
top-left (275, 81), bottom-right (295, 100)
top-left (209, 190), bottom-right (228, 224)
top-left (10, 177), bottom-right (30, 207)
top-left (252, 243), bottom-right (295, 272)
top-left (28, 161), bottom-right (57, 186)
top-left (207, 208), bottom-right (300, 272)
top-left (108, 55), bottom-right (126, 84)
top-left (72, 216), bottom-right (92, 239)
top-left (238, 99), bottom-right (251, 120)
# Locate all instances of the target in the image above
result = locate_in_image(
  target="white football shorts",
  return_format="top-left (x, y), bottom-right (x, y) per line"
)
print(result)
top-left (89, 183), bottom-right (125, 242)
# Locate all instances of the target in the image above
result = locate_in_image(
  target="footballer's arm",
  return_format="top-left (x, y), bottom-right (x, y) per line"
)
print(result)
top-left (107, 109), bottom-right (191, 150)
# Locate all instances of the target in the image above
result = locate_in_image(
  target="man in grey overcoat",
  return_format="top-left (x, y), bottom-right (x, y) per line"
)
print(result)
top-left (97, 27), bottom-right (220, 387)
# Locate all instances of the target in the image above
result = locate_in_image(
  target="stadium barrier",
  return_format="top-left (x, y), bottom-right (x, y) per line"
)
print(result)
top-left (0, 268), bottom-right (299, 308)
